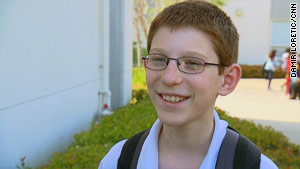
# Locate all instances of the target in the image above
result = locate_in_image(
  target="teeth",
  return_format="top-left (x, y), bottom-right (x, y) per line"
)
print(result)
top-left (166, 95), bottom-right (170, 101)
top-left (162, 95), bottom-right (185, 103)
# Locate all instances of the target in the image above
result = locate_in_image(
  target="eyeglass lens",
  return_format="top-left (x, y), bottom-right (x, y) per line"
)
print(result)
top-left (146, 55), bottom-right (205, 73)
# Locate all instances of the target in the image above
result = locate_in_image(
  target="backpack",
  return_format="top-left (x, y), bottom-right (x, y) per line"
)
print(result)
top-left (117, 126), bottom-right (261, 169)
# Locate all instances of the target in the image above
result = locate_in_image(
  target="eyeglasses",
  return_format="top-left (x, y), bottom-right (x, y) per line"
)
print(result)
top-left (142, 54), bottom-right (225, 74)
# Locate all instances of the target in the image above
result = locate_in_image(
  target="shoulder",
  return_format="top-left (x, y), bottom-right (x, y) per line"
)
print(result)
top-left (98, 140), bottom-right (126, 169)
top-left (260, 154), bottom-right (278, 169)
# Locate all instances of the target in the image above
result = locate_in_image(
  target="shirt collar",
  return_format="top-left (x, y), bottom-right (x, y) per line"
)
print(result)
top-left (138, 110), bottom-right (228, 169)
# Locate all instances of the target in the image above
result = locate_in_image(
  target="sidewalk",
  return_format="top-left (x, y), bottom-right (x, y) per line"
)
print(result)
top-left (216, 78), bottom-right (300, 145)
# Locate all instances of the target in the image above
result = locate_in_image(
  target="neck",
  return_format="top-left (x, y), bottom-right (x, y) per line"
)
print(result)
top-left (158, 113), bottom-right (215, 155)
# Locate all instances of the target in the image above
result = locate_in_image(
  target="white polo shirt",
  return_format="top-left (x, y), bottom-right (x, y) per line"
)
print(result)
top-left (99, 110), bottom-right (278, 169)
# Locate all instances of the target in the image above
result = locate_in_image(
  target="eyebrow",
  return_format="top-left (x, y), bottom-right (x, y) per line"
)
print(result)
top-left (183, 51), bottom-right (208, 60)
top-left (149, 48), bottom-right (167, 54)
top-left (149, 48), bottom-right (208, 60)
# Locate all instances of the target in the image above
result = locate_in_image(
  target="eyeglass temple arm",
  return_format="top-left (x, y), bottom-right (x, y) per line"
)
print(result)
top-left (205, 62), bottom-right (226, 67)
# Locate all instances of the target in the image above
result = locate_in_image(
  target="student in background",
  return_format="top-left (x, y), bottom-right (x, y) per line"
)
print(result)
top-left (264, 50), bottom-right (277, 89)
top-left (285, 52), bottom-right (297, 95)
top-left (280, 48), bottom-right (290, 90)
top-left (281, 48), bottom-right (290, 72)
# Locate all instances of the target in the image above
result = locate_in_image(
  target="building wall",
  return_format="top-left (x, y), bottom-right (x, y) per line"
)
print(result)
top-left (271, 0), bottom-right (300, 20)
top-left (109, 0), bottom-right (132, 110)
top-left (223, 0), bottom-right (271, 65)
top-left (223, 0), bottom-right (300, 64)
top-left (271, 0), bottom-right (300, 57)
top-left (0, 0), bottom-right (101, 168)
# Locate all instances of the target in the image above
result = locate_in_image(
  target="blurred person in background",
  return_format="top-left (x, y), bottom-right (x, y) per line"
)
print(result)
top-left (284, 52), bottom-right (297, 95)
top-left (280, 48), bottom-right (290, 89)
top-left (281, 48), bottom-right (290, 72)
top-left (264, 50), bottom-right (277, 89)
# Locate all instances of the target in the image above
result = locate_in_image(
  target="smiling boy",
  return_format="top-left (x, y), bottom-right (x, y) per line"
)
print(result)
top-left (99, 1), bottom-right (278, 169)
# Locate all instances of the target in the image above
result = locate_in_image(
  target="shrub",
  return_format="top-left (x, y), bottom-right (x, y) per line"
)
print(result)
top-left (132, 67), bottom-right (147, 90)
top-left (38, 94), bottom-right (156, 169)
top-left (241, 65), bottom-right (285, 78)
top-left (217, 108), bottom-right (300, 168)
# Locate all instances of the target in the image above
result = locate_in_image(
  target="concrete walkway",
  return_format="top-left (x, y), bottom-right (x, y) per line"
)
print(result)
top-left (215, 78), bottom-right (300, 145)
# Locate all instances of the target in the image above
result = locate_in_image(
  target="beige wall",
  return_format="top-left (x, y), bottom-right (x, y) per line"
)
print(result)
top-left (223, 0), bottom-right (272, 65)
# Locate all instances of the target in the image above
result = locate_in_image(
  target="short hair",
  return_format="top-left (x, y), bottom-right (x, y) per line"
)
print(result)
top-left (147, 0), bottom-right (239, 74)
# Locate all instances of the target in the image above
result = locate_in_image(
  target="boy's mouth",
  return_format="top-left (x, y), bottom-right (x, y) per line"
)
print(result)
top-left (159, 94), bottom-right (189, 103)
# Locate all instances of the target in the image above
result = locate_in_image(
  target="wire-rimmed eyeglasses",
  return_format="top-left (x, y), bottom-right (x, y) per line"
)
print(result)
top-left (142, 54), bottom-right (226, 74)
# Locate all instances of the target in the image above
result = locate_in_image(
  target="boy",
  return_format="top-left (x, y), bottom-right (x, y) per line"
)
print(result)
top-left (99, 1), bottom-right (278, 169)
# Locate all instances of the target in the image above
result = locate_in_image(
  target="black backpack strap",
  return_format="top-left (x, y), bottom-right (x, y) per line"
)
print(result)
top-left (216, 126), bottom-right (261, 169)
top-left (233, 134), bottom-right (261, 169)
top-left (216, 128), bottom-right (239, 169)
top-left (118, 126), bottom-right (261, 169)
top-left (117, 129), bottom-right (150, 169)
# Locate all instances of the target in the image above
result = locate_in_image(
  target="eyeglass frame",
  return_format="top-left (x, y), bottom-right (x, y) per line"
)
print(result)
top-left (142, 54), bottom-right (227, 74)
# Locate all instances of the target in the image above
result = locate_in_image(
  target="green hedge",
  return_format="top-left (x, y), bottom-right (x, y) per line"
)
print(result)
top-left (38, 92), bottom-right (156, 169)
top-left (132, 67), bottom-right (147, 90)
top-left (241, 64), bottom-right (285, 78)
top-left (38, 90), bottom-right (300, 169)
top-left (217, 107), bottom-right (300, 168)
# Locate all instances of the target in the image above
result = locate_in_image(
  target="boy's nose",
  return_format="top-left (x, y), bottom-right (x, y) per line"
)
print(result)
top-left (161, 60), bottom-right (183, 86)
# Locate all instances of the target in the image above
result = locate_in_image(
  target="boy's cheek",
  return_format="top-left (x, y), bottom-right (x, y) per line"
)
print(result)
top-left (145, 72), bottom-right (153, 88)
top-left (146, 72), bottom-right (162, 93)
top-left (143, 61), bottom-right (146, 69)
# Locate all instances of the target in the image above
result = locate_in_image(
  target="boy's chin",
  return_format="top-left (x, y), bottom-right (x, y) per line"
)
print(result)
top-left (157, 111), bottom-right (190, 127)
top-left (156, 108), bottom-right (214, 128)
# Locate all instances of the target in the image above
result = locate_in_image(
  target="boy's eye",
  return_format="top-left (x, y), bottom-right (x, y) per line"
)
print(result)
top-left (184, 61), bottom-right (202, 70)
top-left (149, 55), bottom-right (166, 62)
top-left (185, 61), bottom-right (201, 66)
top-left (182, 58), bottom-right (204, 66)
top-left (179, 57), bottom-right (205, 71)
top-left (147, 55), bottom-right (168, 69)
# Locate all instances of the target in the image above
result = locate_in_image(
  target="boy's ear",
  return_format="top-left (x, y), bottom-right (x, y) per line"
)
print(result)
top-left (218, 63), bottom-right (242, 96)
